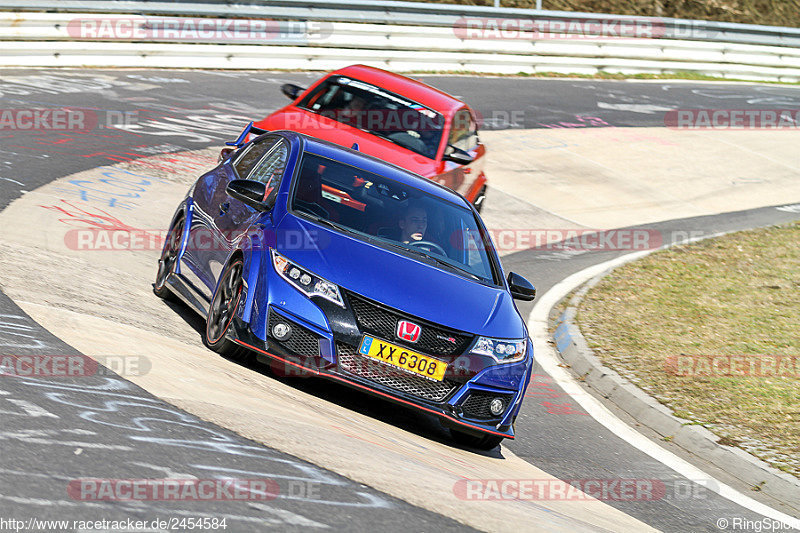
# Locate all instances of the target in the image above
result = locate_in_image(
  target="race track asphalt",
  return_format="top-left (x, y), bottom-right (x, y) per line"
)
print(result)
top-left (1, 70), bottom-right (798, 531)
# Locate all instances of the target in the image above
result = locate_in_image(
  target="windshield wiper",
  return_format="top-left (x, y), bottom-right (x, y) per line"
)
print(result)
top-left (420, 253), bottom-right (482, 281)
top-left (378, 239), bottom-right (481, 281)
top-left (297, 211), bottom-right (363, 238)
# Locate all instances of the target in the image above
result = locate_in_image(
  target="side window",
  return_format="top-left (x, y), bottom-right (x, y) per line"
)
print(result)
top-left (248, 142), bottom-right (289, 203)
top-left (234, 135), bottom-right (279, 178)
top-left (449, 109), bottom-right (479, 152)
top-left (298, 80), bottom-right (339, 112)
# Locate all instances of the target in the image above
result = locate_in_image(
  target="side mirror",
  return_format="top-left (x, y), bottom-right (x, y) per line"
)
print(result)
top-left (226, 180), bottom-right (273, 211)
top-left (443, 145), bottom-right (474, 165)
top-left (281, 83), bottom-right (305, 100)
top-left (507, 272), bottom-right (536, 301)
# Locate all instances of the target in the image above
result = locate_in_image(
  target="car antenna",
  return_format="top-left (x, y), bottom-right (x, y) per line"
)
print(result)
top-left (351, 142), bottom-right (359, 151)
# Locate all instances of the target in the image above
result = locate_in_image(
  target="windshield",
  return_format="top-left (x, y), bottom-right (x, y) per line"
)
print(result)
top-left (290, 152), bottom-right (498, 284)
top-left (297, 76), bottom-right (444, 159)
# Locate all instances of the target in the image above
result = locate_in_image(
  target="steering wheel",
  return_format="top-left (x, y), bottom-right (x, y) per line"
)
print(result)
top-left (408, 240), bottom-right (446, 256)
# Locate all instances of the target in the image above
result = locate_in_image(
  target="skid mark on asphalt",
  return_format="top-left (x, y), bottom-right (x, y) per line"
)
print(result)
top-left (0, 374), bottom-right (396, 530)
top-left (21, 376), bottom-right (391, 508)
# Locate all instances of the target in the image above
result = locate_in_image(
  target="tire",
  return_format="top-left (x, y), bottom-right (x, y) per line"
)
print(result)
top-left (154, 215), bottom-right (184, 300)
top-left (473, 185), bottom-right (487, 213)
top-left (450, 429), bottom-right (504, 451)
top-left (204, 257), bottom-right (250, 363)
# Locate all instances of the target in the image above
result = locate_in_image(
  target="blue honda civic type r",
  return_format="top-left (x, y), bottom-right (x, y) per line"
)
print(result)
top-left (154, 124), bottom-right (537, 450)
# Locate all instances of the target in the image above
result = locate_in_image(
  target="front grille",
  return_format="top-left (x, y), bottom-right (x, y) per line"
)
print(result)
top-left (336, 342), bottom-right (459, 402)
top-left (347, 292), bottom-right (472, 356)
top-left (461, 391), bottom-right (513, 420)
top-left (268, 310), bottom-right (321, 358)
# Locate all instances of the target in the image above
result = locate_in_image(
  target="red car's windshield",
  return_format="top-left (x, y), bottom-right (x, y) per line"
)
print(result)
top-left (297, 76), bottom-right (445, 159)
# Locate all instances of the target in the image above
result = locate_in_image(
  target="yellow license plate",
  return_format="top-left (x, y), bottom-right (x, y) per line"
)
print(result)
top-left (358, 336), bottom-right (447, 381)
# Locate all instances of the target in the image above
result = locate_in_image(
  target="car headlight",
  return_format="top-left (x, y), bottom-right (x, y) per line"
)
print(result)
top-left (470, 337), bottom-right (527, 363)
top-left (271, 249), bottom-right (344, 307)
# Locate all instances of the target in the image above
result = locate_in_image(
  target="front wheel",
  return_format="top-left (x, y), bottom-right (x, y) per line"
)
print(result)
top-left (450, 429), bottom-right (504, 451)
top-left (204, 258), bottom-right (250, 362)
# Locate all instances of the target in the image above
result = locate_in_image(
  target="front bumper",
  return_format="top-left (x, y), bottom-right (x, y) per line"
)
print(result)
top-left (229, 293), bottom-right (532, 439)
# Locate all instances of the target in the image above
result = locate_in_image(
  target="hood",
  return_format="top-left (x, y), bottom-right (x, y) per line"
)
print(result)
top-left (257, 109), bottom-right (439, 178)
top-left (277, 214), bottom-right (524, 338)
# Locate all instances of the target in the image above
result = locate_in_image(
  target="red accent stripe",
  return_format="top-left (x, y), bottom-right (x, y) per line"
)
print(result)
top-left (233, 339), bottom-right (512, 439)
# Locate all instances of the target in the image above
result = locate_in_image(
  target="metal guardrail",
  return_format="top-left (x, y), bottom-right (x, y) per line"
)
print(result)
top-left (3, 0), bottom-right (800, 47)
top-left (1, 1), bottom-right (799, 81)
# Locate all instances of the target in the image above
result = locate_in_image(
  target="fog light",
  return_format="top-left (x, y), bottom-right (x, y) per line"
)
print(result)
top-left (489, 398), bottom-right (505, 416)
top-left (272, 322), bottom-right (292, 341)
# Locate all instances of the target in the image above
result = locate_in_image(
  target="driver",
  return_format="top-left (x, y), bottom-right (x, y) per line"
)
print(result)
top-left (340, 94), bottom-right (367, 127)
top-left (399, 204), bottom-right (428, 244)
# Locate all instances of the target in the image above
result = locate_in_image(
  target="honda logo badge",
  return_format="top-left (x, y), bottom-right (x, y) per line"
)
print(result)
top-left (396, 320), bottom-right (421, 343)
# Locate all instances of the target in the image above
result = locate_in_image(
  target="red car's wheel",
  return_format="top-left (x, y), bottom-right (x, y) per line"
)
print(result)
top-left (473, 185), bottom-right (487, 213)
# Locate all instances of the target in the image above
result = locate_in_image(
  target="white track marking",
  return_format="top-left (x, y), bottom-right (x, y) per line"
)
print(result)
top-left (597, 102), bottom-right (675, 114)
top-left (528, 249), bottom-right (800, 527)
top-left (3, 398), bottom-right (58, 418)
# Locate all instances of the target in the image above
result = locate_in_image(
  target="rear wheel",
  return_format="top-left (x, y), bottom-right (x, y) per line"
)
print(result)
top-left (154, 215), bottom-right (184, 300)
top-left (450, 429), bottom-right (504, 451)
top-left (204, 257), bottom-right (250, 362)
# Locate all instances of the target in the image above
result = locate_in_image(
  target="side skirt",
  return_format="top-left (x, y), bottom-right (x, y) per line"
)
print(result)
top-left (165, 274), bottom-right (209, 317)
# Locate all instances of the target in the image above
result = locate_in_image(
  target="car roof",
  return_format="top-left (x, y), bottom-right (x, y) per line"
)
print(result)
top-left (330, 65), bottom-right (466, 115)
top-left (276, 130), bottom-right (468, 206)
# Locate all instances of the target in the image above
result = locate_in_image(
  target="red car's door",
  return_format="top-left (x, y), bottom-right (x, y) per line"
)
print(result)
top-left (435, 107), bottom-right (486, 205)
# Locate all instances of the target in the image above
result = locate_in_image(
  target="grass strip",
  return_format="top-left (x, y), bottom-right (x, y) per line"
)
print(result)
top-left (576, 221), bottom-right (800, 477)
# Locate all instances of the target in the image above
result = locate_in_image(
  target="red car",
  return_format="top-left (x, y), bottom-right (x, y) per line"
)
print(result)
top-left (254, 65), bottom-right (488, 211)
